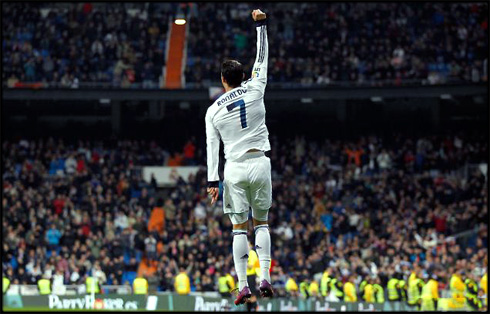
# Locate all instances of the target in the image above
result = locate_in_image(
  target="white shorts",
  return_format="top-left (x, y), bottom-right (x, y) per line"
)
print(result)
top-left (223, 151), bottom-right (272, 225)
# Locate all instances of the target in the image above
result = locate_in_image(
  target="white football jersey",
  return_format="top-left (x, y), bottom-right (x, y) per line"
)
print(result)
top-left (206, 21), bottom-right (270, 183)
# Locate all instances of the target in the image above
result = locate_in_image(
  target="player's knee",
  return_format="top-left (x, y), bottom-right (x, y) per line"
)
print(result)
top-left (233, 221), bottom-right (248, 230)
top-left (252, 210), bottom-right (268, 227)
top-left (229, 212), bottom-right (249, 229)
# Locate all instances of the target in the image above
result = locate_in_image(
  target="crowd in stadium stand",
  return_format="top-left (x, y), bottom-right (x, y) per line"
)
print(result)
top-left (2, 134), bottom-right (487, 307)
top-left (187, 2), bottom-right (488, 87)
top-left (2, 2), bottom-right (172, 88)
top-left (3, 2), bottom-right (488, 88)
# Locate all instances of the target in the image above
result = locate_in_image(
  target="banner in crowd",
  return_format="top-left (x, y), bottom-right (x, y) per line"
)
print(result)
top-left (142, 166), bottom-right (201, 187)
top-left (3, 294), bottom-right (470, 311)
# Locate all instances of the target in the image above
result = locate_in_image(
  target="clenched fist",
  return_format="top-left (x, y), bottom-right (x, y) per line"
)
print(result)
top-left (252, 9), bottom-right (266, 21)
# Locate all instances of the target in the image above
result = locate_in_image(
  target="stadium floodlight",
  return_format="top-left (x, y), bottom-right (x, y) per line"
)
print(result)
top-left (174, 17), bottom-right (186, 25)
top-left (174, 9), bottom-right (186, 25)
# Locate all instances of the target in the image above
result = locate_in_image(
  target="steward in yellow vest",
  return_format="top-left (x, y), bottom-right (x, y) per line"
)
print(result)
top-left (299, 280), bottom-right (310, 299)
top-left (308, 280), bottom-right (320, 298)
top-left (398, 279), bottom-right (407, 301)
top-left (330, 277), bottom-right (344, 299)
top-left (387, 278), bottom-right (400, 301)
top-left (364, 283), bottom-right (375, 303)
top-left (86, 276), bottom-right (101, 294)
top-left (174, 270), bottom-right (190, 295)
top-left (225, 273), bottom-right (235, 291)
top-left (408, 278), bottom-right (424, 309)
top-left (358, 278), bottom-right (368, 300)
top-left (3, 277), bottom-right (10, 295)
top-left (247, 249), bottom-right (259, 276)
top-left (420, 277), bottom-right (438, 311)
top-left (285, 277), bottom-right (299, 296)
top-left (373, 283), bottom-right (385, 303)
top-left (465, 276), bottom-right (482, 311)
top-left (343, 279), bottom-right (357, 302)
top-left (217, 272), bottom-right (231, 297)
top-left (481, 273), bottom-right (487, 307)
top-left (133, 277), bottom-right (148, 295)
top-left (320, 270), bottom-right (331, 297)
top-left (481, 273), bottom-right (487, 295)
top-left (449, 272), bottom-right (466, 309)
top-left (38, 278), bottom-right (52, 295)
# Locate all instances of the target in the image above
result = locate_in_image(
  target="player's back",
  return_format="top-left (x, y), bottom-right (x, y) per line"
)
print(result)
top-left (207, 82), bottom-right (270, 162)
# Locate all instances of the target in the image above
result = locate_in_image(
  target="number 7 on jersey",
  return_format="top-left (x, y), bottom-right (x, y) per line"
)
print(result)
top-left (226, 99), bottom-right (247, 129)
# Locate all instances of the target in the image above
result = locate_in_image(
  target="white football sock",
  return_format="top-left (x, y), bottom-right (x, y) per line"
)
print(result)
top-left (232, 229), bottom-right (250, 291)
top-left (254, 225), bottom-right (271, 283)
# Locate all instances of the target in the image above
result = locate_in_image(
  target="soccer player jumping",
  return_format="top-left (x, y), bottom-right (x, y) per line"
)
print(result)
top-left (205, 9), bottom-right (273, 305)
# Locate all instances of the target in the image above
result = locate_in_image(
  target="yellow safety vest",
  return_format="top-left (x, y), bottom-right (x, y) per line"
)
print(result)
top-left (465, 278), bottom-right (481, 309)
top-left (247, 250), bottom-right (259, 276)
top-left (344, 282), bottom-right (357, 302)
top-left (420, 281), bottom-right (435, 311)
top-left (38, 279), bottom-right (51, 295)
top-left (3, 277), bottom-right (10, 294)
top-left (387, 278), bottom-right (399, 300)
top-left (481, 274), bottom-right (487, 294)
top-left (218, 276), bottom-right (230, 293)
top-left (481, 274), bottom-right (487, 306)
top-left (373, 284), bottom-right (385, 303)
top-left (465, 278), bottom-right (478, 297)
top-left (359, 280), bottom-right (367, 298)
top-left (133, 277), bottom-right (148, 294)
top-left (86, 277), bottom-right (100, 294)
top-left (285, 278), bottom-right (298, 292)
top-left (364, 284), bottom-right (375, 303)
top-left (408, 278), bottom-right (422, 305)
top-left (175, 272), bottom-right (190, 295)
top-left (449, 274), bottom-right (465, 309)
top-left (320, 272), bottom-right (330, 296)
top-left (398, 280), bottom-right (407, 300)
top-left (308, 281), bottom-right (319, 296)
top-left (299, 282), bottom-right (309, 298)
top-left (225, 274), bottom-right (235, 291)
top-left (330, 278), bottom-right (344, 298)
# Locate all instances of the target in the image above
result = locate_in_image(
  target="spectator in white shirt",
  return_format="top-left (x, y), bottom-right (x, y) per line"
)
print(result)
top-left (114, 211), bottom-right (129, 233)
top-left (64, 154), bottom-right (77, 174)
top-left (377, 149), bottom-right (391, 170)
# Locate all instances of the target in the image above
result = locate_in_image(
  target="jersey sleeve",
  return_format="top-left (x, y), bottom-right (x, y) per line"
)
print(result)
top-left (205, 108), bottom-right (220, 185)
top-left (246, 19), bottom-right (268, 94)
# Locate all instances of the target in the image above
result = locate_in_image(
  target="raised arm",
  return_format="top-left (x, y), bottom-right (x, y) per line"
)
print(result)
top-left (247, 9), bottom-right (268, 93)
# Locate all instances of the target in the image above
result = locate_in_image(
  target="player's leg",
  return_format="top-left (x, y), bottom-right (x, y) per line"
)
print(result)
top-left (230, 213), bottom-right (250, 291)
top-left (249, 154), bottom-right (273, 297)
top-left (224, 161), bottom-right (252, 304)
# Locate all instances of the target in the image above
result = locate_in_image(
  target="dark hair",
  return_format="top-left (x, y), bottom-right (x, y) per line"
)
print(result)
top-left (221, 60), bottom-right (244, 88)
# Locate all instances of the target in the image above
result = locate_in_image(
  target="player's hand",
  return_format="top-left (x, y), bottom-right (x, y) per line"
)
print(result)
top-left (207, 187), bottom-right (219, 204)
top-left (252, 9), bottom-right (266, 21)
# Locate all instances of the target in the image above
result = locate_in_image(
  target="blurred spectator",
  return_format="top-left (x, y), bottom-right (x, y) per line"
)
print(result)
top-left (144, 234), bottom-right (157, 266)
